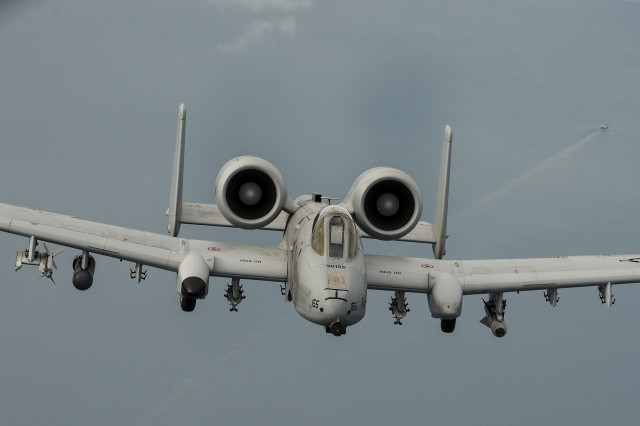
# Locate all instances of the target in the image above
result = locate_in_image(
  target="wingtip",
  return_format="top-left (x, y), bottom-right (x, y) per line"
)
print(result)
top-left (178, 103), bottom-right (186, 119)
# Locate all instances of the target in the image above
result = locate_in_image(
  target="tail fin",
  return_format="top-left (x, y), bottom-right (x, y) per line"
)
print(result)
top-left (433, 125), bottom-right (452, 259)
top-left (168, 103), bottom-right (186, 237)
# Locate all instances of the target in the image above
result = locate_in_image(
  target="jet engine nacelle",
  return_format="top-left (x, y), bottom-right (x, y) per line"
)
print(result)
top-left (215, 156), bottom-right (292, 229)
top-left (343, 167), bottom-right (423, 240)
top-left (72, 254), bottom-right (95, 291)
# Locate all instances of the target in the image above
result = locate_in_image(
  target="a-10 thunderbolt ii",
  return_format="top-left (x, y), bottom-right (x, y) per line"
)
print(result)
top-left (2, 104), bottom-right (639, 337)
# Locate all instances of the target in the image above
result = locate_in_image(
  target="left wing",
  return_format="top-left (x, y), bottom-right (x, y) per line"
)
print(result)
top-left (366, 253), bottom-right (640, 334)
top-left (449, 256), bottom-right (640, 294)
top-left (365, 253), bottom-right (640, 294)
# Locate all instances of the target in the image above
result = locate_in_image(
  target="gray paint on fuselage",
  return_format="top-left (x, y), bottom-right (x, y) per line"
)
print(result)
top-left (282, 197), bottom-right (367, 328)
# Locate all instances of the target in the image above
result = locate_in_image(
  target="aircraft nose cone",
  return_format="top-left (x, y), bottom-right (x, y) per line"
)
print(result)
top-left (376, 193), bottom-right (399, 216)
top-left (239, 182), bottom-right (262, 206)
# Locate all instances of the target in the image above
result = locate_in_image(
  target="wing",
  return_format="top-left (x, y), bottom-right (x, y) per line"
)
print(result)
top-left (0, 202), bottom-right (288, 282)
top-left (1, 203), bottom-right (182, 271)
top-left (457, 256), bottom-right (640, 294)
top-left (365, 253), bottom-right (640, 294)
top-left (367, 253), bottom-right (640, 335)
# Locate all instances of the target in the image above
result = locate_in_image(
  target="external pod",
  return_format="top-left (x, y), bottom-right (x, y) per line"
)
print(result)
top-left (343, 167), bottom-right (423, 240)
top-left (72, 254), bottom-right (96, 291)
top-left (215, 156), bottom-right (292, 229)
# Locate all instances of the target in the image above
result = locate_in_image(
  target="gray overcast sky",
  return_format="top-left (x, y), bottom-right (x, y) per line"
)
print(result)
top-left (2, 0), bottom-right (640, 424)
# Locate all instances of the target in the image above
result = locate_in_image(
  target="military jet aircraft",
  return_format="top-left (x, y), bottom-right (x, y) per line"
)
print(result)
top-left (2, 104), bottom-right (639, 336)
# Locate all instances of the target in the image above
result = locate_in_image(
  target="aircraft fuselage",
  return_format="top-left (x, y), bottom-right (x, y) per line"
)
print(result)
top-left (283, 197), bottom-right (367, 335)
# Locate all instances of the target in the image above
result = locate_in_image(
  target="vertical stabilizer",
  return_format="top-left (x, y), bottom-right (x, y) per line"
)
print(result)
top-left (433, 125), bottom-right (452, 259)
top-left (168, 103), bottom-right (186, 236)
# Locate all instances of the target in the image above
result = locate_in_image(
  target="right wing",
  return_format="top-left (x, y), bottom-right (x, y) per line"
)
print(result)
top-left (0, 202), bottom-right (288, 282)
top-left (1, 203), bottom-right (182, 271)
top-left (452, 256), bottom-right (640, 295)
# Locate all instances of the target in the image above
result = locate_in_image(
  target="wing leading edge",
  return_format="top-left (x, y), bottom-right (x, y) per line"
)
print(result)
top-left (365, 253), bottom-right (640, 294)
top-left (0, 203), bottom-right (181, 271)
top-left (0, 202), bottom-right (288, 282)
top-left (365, 254), bottom-right (640, 336)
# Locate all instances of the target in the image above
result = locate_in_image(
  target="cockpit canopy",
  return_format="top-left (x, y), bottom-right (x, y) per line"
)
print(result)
top-left (312, 206), bottom-right (357, 259)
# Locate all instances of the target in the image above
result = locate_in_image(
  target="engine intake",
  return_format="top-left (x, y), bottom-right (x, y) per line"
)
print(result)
top-left (344, 167), bottom-right (422, 240)
top-left (215, 156), bottom-right (291, 229)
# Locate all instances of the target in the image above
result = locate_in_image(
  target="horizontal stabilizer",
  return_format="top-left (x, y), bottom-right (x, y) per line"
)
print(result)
top-left (357, 221), bottom-right (436, 243)
top-left (177, 203), bottom-right (289, 231)
top-left (176, 202), bottom-right (435, 242)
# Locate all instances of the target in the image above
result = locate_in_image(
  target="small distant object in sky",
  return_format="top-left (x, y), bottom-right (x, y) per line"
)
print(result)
top-left (600, 121), bottom-right (608, 130)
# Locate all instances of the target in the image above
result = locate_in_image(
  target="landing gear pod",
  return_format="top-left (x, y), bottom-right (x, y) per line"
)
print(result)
top-left (441, 318), bottom-right (456, 333)
top-left (427, 273), bottom-right (463, 322)
top-left (177, 253), bottom-right (210, 312)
